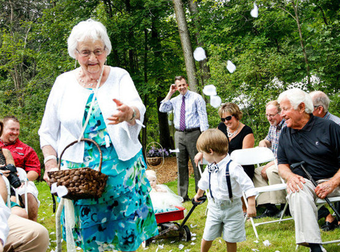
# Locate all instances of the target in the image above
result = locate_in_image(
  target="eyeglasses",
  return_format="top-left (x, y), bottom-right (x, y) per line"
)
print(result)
top-left (314, 105), bottom-right (322, 110)
top-left (221, 115), bottom-right (233, 122)
top-left (76, 47), bottom-right (106, 57)
top-left (266, 113), bottom-right (279, 118)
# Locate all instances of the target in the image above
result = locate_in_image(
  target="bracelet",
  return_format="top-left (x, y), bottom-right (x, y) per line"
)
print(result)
top-left (44, 155), bottom-right (57, 164)
top-left (129, 107), bottom-right (136, 121)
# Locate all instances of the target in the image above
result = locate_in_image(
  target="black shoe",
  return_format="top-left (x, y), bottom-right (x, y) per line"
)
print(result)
top-left (276, 208), bottom-right (291, 218)
top-left (255, 209), bottom-right (278, 219)
top-left (321, 219), bottom-right (338, 231)
top-left (182, 196), bottom-right (190, 203)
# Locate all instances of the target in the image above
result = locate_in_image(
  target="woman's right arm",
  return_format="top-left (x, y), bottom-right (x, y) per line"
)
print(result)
top-left (42, 145), bottom-right (58, 184)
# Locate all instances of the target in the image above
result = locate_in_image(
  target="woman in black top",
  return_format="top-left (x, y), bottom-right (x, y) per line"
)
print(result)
top-left (217, 102), bottom-right (255, 179)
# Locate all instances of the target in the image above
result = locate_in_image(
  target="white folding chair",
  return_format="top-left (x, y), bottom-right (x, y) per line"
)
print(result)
top-left (14, 167), bottom-right (29, 214)
top-left (315, 196), bottom-right (340, 245)
top-left (230, 147), bottom-right (292, 239)
top-left (198, 159), bottom-right (209, 215)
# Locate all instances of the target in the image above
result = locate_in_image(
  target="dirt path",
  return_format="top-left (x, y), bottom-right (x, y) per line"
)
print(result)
top-left (146, 156), bottom-right (194, 184)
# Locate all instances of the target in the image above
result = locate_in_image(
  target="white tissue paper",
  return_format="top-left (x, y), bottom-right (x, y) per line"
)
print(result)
top-left (250, 2), bottom-right (258, 18)
top-left (56, 186), bottom-right (68, 198)
top-left (227, 60), bottom-right (236, 73)
top-left (203, 85), bottom-right (217, 96)
top-left (170, 148), bottom-right (180, 153)
top-left (210, 95), bottom-right (222, 108)
top-left (193, 47), bottom-right (207, 61)
top-left (263, 240), bottom-right (271, 246)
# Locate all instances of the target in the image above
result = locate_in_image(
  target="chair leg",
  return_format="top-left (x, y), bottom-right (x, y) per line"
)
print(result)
top-left (243, 193), bottom-right (259, 239)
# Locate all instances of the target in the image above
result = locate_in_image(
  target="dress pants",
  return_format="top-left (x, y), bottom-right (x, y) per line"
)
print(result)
top-left (288, 179), bottom-right (340, 245)
top-left (174, 130), bottom-right (201, 199)
top-left (4, 214), bottom-right (49, 252)
top-left (253, 164), bottom-right (286, 205)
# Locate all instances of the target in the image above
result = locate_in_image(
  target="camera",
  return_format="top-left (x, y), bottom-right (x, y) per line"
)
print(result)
top-left (0, 164), bottom-right (21, 188)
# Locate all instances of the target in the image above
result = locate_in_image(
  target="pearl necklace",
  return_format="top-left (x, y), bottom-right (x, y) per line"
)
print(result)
top-left (227, 122), bottom-right (241, 138)
top-left (78, 70), bottom-right (99, 87)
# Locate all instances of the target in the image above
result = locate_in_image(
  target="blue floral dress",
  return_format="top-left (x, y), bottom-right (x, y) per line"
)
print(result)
top-left (60, 93), bottom-right (158, 251)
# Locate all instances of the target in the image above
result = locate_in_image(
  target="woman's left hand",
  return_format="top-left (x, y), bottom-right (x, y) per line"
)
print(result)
top-left (107, 99), bottom-right (134, 125)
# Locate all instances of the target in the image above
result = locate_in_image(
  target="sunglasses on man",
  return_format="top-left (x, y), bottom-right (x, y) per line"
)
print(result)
top-left (221, 115), bottom-right (233, 122)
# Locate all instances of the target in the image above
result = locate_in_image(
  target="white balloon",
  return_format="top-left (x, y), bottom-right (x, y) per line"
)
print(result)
top-left (227, 60), bottom-right (236, 73)
top-left (251, 2), bottom-right (258, 18)
top-left (193, 47), bottom-right (207, 61)
top-left (210, 95), bottom-right (222, 108)
top-left (203, 85), bottom-right (217, 96)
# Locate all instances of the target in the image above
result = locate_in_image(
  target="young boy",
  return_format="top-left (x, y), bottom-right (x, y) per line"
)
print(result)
top-left (194, 129), bottom-right (256, 252)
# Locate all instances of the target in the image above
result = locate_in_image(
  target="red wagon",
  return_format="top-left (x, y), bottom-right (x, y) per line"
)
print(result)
top-left (144, 196), bottom-right (207, 247)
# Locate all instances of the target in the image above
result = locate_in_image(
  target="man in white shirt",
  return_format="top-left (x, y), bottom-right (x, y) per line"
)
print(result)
top-left (159, 76), bottom-right (209, 201)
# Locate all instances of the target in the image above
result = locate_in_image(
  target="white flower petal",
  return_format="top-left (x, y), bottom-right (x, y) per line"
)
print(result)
top-left (203, 85), bottom-right (217, 96)
top-left (263, 240), bottom-right (271, 246)
top-left (227, 60), bottom-right (236, 73)
top-left (250, 2), bottom-right (258, 18)
top-left (193, 47), bottom-right (206, 61)
top-left (210, 95), bottom-right (222, 108)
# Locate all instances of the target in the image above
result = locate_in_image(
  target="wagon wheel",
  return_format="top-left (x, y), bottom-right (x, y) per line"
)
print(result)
top-left (145, 142), bottom-right (165, 168)
top-left (180, 225), bottom-right (191, 242)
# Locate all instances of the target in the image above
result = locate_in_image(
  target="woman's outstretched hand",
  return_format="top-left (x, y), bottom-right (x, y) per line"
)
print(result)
top-left (107, 99), bottom-right (134, 125)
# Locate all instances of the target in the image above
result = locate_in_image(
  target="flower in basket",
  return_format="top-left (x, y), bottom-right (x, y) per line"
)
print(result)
top-left (147, 147), bottom-right (169, 158)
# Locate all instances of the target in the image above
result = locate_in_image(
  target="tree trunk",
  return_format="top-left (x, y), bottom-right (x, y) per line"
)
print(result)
top-left (292, 0), bottom-right (310, 86)
top-left (172, 0), bottom-right (198, 92)
top-left (188, 0), bottom-right (210, 89)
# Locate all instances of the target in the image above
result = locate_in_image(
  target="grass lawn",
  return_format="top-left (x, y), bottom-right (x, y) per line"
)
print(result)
top-left (36, 176), bottom-right (340, 252)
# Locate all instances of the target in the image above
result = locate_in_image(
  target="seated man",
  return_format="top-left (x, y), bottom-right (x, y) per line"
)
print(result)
top-left (310, 90), bottom-right (340, 230)
top-left (254, 100), bottom-right (287, 218)
top-left (310, 90), bottom-right (340, 125)
top-left (0, 173), bottom-right (49, 252)
top-left (277, 88), bottom-right (340, 252)
top-left (0, 116), bottom-right (41, 221)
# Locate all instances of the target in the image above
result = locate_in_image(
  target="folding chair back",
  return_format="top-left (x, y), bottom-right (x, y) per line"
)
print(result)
top-left (230, 147), bottom-right (291, 239)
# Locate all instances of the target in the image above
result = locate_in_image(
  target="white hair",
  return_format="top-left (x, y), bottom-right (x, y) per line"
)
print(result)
top-left (145, 170), bottom-right (157, 179)
top-left (67, 19), bottom-right (112, 59)
top-left (278, 88), bottom-right (313, 114)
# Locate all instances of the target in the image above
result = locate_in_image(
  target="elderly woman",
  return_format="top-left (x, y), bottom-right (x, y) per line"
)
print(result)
top-left (217, 102), bottom-right (255, 178)
top-left (39, 19), bottom-right (158, 252)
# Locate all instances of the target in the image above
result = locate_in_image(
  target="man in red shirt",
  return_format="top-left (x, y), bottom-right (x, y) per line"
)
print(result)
top-left (0, 116), bottom-right (41, 221)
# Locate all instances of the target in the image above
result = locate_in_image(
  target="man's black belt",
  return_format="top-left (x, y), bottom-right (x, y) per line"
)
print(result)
top-left (176, 127), bottom-right (200, 133)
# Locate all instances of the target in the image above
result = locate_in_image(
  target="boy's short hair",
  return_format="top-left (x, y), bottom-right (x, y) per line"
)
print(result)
top-left (196, 129), bottom-right (229, 155)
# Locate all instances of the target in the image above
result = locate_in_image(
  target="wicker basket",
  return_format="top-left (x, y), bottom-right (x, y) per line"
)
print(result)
top-left (48, 138), bottom-right (108, 200)
top-left (146, 157), bottom-right (162, 166)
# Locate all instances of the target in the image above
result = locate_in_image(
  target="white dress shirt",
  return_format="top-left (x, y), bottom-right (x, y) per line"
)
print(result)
top-left (198, 154), bottom-right (256, 200)
top-left (159, 90), bottom-right (209, 132)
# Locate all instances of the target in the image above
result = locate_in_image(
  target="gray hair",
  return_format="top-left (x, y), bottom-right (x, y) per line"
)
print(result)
top-left (67, 19), bottom-right (112, 59)
top-left (278, 88), bottom-right (313, 114)
top-left (309, 91), bottom-right (330, 112)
